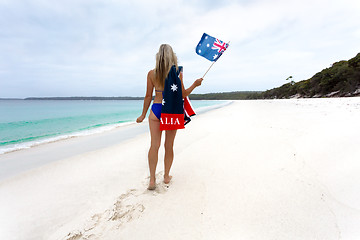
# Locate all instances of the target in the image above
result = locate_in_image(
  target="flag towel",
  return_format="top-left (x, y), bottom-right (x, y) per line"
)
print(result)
top-left (184, 96), bottom-right (195, 125)
top-left (196, 33), bottom-right (229, 62)
top-left (160, 66), bottom-right (195, 131)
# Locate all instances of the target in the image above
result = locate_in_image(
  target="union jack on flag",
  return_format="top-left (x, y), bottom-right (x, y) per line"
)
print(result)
top-left (196, 33), bottom-right (229, 62)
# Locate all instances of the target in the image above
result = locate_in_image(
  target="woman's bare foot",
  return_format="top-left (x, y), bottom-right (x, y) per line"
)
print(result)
top-left (148, 179), bottom-right (156, 190)
top-left (148, 182), bottom-right (156, 190)
top-left (164, 175), bottom-right (172, 184)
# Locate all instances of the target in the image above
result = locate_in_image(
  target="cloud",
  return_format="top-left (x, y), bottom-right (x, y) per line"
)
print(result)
top-left (0, 0), bottom-right (360, 97)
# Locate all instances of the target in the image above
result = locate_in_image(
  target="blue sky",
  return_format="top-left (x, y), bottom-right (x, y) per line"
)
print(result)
top-left (0, 0), bottom-right (359, 98)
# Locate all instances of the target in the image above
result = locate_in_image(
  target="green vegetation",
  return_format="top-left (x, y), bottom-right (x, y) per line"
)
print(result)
top-left (189, 91), bottom-right (262, 100)
top-left (190, 52), bottom-right (359, 100)
top-left (251, 52), bottom-right (360, 99)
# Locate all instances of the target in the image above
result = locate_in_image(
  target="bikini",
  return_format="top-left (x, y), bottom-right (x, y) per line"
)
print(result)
top-left (151, 90), bottom-right (163, 120)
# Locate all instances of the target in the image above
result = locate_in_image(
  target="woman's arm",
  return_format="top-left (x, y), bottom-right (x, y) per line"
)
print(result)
top-left (180, 72), bottom-right (203, 98)
top-left (136, 71), bottom-right (154, 123)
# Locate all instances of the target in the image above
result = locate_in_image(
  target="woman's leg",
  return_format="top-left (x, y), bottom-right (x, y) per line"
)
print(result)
top-left (148, 111), bottom-right (162, 189)
top-left (164, 130), bottom-right (177, 184)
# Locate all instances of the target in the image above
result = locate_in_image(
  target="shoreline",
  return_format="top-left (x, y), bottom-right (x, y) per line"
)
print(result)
top-left (0, 122), bottom-right (148, 182)
top-left (1, 98), bottom-right (359, 239)
top-left (0, 101), bottom-right (231, 182)
top-left (0, 100), bottom-right (229, 156)
top-left (0, 121), bottom-right (137, 155)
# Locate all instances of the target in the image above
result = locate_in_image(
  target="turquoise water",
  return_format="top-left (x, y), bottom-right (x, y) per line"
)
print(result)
top-left (0, 100), bottom-right (226, 154)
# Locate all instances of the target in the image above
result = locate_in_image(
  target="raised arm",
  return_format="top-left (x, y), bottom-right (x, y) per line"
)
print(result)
top-left (180, 71), bottom-right (203, 98)
top-left (136, 70), bottom-right (154, 123)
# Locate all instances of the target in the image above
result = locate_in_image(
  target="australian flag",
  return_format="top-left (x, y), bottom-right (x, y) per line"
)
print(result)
top-left (196, 33), bottom-right (229, 61)
top-left (160, 66), bottom-right (196, 131)
top-left (160, 65), bottom-right (184, 131)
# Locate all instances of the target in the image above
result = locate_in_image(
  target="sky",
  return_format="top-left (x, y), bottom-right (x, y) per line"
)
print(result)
top-left (0, 0), bottom-right (359, 98)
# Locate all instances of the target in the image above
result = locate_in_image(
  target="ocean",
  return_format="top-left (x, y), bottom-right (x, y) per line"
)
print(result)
top-left (0, 99), bottom-right (227, 154)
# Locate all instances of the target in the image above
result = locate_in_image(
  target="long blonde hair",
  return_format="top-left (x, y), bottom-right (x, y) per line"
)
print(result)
top-left (154, 44), bottom-right (178, 88)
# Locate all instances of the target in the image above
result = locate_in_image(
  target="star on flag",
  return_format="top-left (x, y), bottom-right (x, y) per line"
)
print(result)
top-left (170, 84), bottom-right (178, 92)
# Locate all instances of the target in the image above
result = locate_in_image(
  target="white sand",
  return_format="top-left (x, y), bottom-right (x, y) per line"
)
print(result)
top-left (0, 98), bottom-right (360, 240)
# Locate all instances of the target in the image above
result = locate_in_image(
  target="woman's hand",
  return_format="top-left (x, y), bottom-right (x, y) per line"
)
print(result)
top-left (136, 114), bottom-right (145, 123)
top-left (182, 77), bottom-right (204, 98)
top-left (194, 78), bottom-right (203, 87)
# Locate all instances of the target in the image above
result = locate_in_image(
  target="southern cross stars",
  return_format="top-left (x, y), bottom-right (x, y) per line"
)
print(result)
top-left (198, 42), bottom-right (219, 60)
top-left (196, 33), bottom-right (228, 62)
top-left (170, 84), bottom-right (178, 92)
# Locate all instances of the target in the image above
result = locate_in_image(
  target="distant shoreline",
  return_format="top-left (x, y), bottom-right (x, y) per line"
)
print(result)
top-left (1, 88), bottom-right (359, 101)
top-left (27, 96), bottom-right (144, 100)
top-left (0, 92), bottom-right (262, 101)
top-left (0, 97), bottom-right (144, 100)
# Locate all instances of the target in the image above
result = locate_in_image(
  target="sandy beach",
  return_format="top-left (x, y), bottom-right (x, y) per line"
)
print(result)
top-left (0, 98), bottom-right (360, 240)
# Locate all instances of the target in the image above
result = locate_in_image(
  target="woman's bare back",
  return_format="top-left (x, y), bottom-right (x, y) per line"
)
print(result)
top-left (149, 69), bottom-right (163, 104)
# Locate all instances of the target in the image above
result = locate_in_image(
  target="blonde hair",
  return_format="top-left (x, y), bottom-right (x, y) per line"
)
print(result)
top-left (154, 44), bottom-right (178, 88)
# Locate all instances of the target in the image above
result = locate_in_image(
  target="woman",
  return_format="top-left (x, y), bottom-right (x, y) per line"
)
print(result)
top-left (136, 44), bottom-right (203, 190)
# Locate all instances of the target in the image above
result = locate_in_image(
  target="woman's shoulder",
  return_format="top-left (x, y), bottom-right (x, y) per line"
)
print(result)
top-left (147, 69), bottom-right (156, 86)
top-left (148, 69), bottom-right (155, 77)
top-left (147, 69), bottom-right (155, 82)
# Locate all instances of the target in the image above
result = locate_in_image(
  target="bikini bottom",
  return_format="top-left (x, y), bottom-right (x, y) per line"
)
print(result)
top-left (151, 103), bottom-right (162, 120)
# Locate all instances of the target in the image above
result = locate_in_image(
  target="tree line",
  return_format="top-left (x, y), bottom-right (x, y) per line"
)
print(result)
top-left (191, 52), bottom-right (360, 100)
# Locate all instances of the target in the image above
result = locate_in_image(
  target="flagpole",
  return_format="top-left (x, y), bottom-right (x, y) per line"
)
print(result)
top-left (202, 41), bottom-right (230, 79)
top-left (202, 61), bottom-right (216, 78)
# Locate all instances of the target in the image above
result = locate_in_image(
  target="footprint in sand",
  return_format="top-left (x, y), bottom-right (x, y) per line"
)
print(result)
top-left (63, 173), bottom-right (172, 240)
top-left (63, 189), bottom-right (145, 240)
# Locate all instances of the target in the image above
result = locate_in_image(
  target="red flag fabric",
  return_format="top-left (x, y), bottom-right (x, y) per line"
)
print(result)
top-left (184, 96), bottom-right (195, 118)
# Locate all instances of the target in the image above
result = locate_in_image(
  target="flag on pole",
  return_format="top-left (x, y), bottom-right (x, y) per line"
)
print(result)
top-left (195, 33), bottom-right (229, 61)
